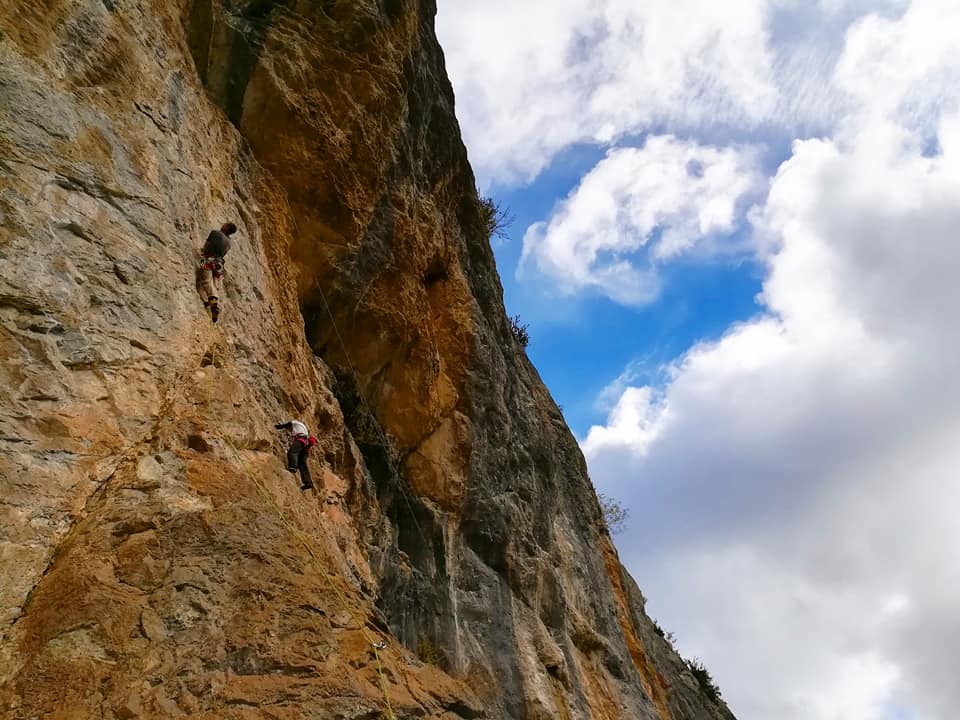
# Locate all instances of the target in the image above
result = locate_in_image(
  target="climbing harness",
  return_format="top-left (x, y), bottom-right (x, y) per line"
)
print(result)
top-left (200, 254), bottom-right (225, 279)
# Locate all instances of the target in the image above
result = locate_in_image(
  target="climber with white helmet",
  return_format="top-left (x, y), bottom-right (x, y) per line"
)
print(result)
top-left (197, 222), bottom-right (237, 323)
top-left (274, 419), bottom-right (317, 491)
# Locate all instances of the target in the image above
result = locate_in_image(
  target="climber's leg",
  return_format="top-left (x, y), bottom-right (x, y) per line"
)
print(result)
top-left (199, 261), bottom-right (216, 301)
top-left (286, 440), bottom-right (302, 473)
top-left (298, 449), bottom-right (314, 490)
top-left (198, 257), bottom-right (222, 322)
top-left (206, 296), bottom-right (220, 323)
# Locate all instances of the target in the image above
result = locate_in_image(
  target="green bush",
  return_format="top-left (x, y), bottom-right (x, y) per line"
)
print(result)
top-left (417, 638), bottom-right (441, 665)
top-left (509, 314), bottom-right (529, 347)
top-left (685, 657), bottom-right (723, 704)
top-left (652, 618), bottom-right (677, 645)
top-left (479, 195), bottom-right (514, 241)
top-left (598, 492), bottom-right (629, 535)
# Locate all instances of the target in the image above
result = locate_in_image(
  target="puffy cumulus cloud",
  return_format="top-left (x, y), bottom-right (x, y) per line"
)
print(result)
top-left (582, 3), bottom-right (960, 719)
top-left (835, 0), bottom-right (960, 127)
top-left (436, 0), bottom-right (907, 184)
top-left (519, 136), bottom-right (760, 305)
top-left (436, 0), bottom-right (777, 183)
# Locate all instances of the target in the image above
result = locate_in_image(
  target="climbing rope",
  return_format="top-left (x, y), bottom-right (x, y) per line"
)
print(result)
top-left (311, 279), bottom-right (431, 549)
top-left (220, 436), bottom-right (396, 720)
top-left (209, 0), bottom-right (434, 550)
top-left (185, 129), bottom-right (436, 716)
top-left (193, 338), bottom-right (396, 718)
top-left (273, 195), bottom-right (433, 551)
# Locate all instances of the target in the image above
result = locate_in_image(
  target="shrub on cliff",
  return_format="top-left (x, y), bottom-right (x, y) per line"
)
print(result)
top-left (652, 618), bottom-right (677, 645)
top-left (509, 314), bottom-right (529, 347)
top-left (598, 492), bottom-right (629, 534)
top-left (479, 195), bottom-right (514, 241)
top-left (417, 638), bottom-right (441, 665)
top-left (685, 657), bottom-right (723, 704)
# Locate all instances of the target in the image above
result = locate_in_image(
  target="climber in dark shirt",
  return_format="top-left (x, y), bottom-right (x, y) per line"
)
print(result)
top-left (197, 222), bottom-right (237, 323)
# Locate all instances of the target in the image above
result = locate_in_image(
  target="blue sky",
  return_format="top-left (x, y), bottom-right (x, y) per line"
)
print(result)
top-left (486, 130), bottom-right (803, 432)
top-left (438, 2), bottom-right (960, 719)
top-left (489, 152), bottom-right (767, 435)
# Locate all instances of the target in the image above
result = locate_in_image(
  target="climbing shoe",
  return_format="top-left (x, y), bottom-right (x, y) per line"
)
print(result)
top-left (301, 482), bottom-right (314, 491)
top-left (287, 466), bottom-right (298, 474)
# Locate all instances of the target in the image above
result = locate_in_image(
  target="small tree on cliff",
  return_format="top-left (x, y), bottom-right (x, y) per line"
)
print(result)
top-left (598, 493), bottom-right (629, 534)
top-left (509, 314), bottom-right (529, 347)
top-left (479, 195), bottom-right (514, 241)
top-left (652, 618), bottom-right (677, 646)
top-left (684, 657), bottom-right (723, 704)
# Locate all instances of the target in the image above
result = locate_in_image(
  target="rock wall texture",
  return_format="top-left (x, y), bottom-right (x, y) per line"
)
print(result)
top-left (0, 1), bottom-right (737, 719)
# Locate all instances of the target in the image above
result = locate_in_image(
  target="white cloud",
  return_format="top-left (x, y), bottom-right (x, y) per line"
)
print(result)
top-left (595, 358), bottom-right (666, 413)
top-left (437, 0), bottom-right (778, 183)
top-left (436, 0), bottom-right (909, 185)
top-left (519, 136), bottom-right (760, 305)
top-left (835, 0), bottom-right (960, 127)
top-left (439, 1), bottom-right (960, 717)
top-left (580, 2), bottom-right (960, 719)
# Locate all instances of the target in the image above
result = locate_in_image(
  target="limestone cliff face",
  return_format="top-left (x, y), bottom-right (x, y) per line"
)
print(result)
top-left (0, 2), bottom-right (736, 719)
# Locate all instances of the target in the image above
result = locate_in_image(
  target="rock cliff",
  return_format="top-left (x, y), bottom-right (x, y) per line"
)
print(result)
top-left (0, 1), bottom-right (737, 718)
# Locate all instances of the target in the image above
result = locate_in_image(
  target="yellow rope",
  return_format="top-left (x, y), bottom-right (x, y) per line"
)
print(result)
top-left (220, 436), bottom-right (396, 720)
top-left (285, 219), bottom-right (430, 550)
top-left (194, 263), bottom-right (397, 717)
